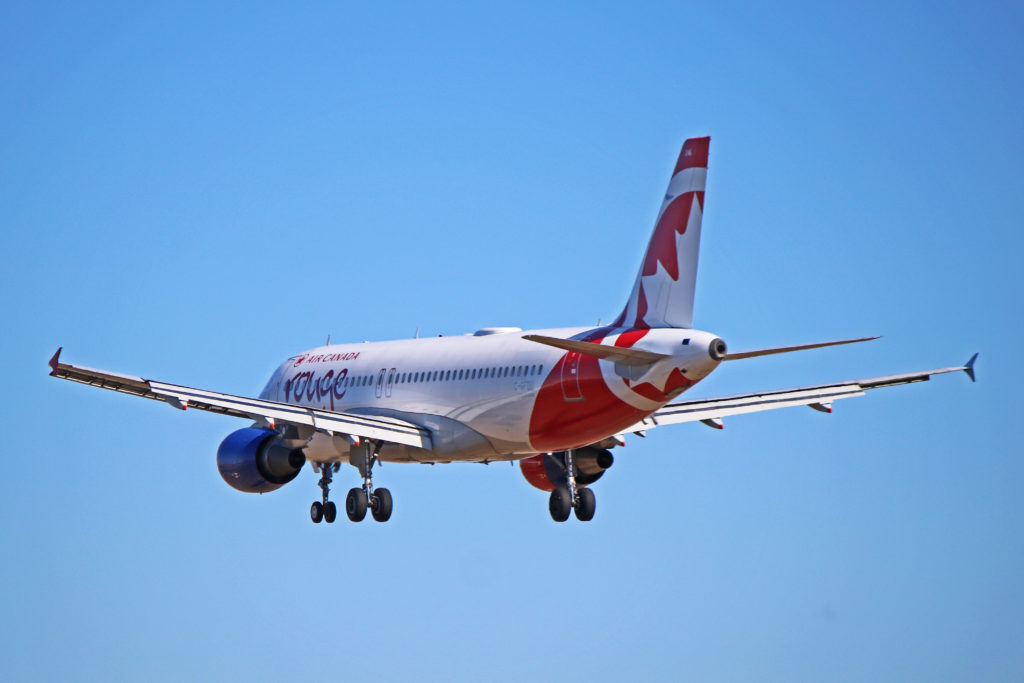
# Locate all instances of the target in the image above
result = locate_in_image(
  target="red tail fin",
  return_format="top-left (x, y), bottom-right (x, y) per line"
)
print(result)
top-left (614, 137), bottom-right (709, 329)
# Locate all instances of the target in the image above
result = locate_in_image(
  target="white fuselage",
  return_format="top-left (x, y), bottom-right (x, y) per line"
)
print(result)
top-left (258, 326), bottom-right (723, 464)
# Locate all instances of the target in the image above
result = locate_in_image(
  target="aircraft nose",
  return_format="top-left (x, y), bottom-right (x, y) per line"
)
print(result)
top-left (708, 338), bottom-right (727, 361)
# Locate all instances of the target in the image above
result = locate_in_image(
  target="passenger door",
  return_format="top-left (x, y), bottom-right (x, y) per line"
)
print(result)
top-left (560, 351), bottom-right (584, 401)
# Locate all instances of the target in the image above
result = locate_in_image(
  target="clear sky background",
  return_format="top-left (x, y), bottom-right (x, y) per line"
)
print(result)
top-left (2, 2), bottom-right (1022, 681)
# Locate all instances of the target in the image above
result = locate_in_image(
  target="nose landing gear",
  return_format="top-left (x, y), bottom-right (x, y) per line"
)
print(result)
top-left (310, 462), bottom-right (339, 524)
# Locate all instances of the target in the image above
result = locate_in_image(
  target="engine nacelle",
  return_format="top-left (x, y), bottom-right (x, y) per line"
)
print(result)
top-left (217, 427), bottom-right (305, 493)
top-left (519, 447), bottom-right (614, 492)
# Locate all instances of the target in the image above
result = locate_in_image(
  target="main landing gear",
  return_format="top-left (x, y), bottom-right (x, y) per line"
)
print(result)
top-left (548, 449), bottom-right (597, 522)
top-left (311, 442), bottom-right (393, 524)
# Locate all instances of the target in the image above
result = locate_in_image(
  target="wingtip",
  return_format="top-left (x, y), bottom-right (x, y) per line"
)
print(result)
top-left (48, 347), bottom-right (62, 376)
top-left (964, 353), bottom-right (978, 383)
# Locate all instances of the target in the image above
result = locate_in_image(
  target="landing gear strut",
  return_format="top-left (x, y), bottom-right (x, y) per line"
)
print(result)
top-left (348, 442), bottom-right (393, 523)
top-left (311, 462), bottom-right (339, 524)
top-left (548, 449), bottom-right (597, 522)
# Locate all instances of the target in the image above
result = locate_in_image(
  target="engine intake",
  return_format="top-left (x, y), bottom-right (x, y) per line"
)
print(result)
top-left (217, 427), bottom-right (305, 493)
top-left (520, 447), bottom-right (614, 492)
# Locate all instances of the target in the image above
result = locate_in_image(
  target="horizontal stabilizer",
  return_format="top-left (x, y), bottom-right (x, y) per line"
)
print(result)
top-left (723, 336), bottom-right (879, 361)
top-left (522, 334), bottom-right (669, 366)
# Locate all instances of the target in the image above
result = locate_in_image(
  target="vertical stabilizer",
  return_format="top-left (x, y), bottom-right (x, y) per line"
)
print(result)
top-left (613, 137), bottom-right (709, 329)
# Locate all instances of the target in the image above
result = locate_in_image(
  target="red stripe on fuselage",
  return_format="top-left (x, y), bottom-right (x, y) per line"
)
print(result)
top-left (528, 329), bottom-right (649, 452)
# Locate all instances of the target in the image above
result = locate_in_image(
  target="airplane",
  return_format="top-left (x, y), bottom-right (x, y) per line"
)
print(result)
top-left (48, 136), bottom-right (977, 524)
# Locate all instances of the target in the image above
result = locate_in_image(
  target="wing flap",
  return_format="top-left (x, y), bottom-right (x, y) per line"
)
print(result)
top-left (628, 385), bottom-right (866, 431)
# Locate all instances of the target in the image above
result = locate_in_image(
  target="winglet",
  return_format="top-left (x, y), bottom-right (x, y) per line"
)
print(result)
top-left (48, 347), bottom-right (62, 376)
top-left (963, 353), bottom-right (978, 382)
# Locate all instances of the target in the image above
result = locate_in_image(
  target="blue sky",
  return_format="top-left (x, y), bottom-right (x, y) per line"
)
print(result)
top-left (2, 2), bottom-right (1022, 680)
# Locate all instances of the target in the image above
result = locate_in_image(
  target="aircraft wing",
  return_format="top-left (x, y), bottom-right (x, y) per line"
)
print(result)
top-left (48, 349), bottom-right (432, 449)
top-left (620, 354), bottom-right (977, 434)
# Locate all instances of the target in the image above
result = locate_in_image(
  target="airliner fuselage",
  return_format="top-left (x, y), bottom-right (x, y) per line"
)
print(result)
top-left (260, 326), bottom-right (724, 463)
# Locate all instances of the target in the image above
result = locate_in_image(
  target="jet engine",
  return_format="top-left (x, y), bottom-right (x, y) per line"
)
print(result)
top-left (519, 447), bottom-right (614, 491)
top-left (216, 427), bottom-right (306, 493)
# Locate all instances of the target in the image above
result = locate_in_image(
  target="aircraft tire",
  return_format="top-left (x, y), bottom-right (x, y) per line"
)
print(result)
top-left (549, 487), bottom-right (572, 522)
top-left (574, 487), bottom-right (596, 522)
top-left (346, 488), bottom-right (368, 522)
top-left (310, 501), bottom-right (324, 524)
top-left (371, 488), bottom-right (393, 522)
top-left (323, 501), bottom-right (337, 524)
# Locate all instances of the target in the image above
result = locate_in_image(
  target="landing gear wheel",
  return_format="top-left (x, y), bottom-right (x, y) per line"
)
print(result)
top-left (323, 500), bottom-right (337, 524)
top-left (346, 487), bottom-right (368, 522)
top-left (310, 501), bottom-right (324, 524)
top-left (549, 486), bottom-right (572, 522)
top-left (371, 487), bottom-right (393, 522)
top-left (574, 487), bottom-right (596, 521)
